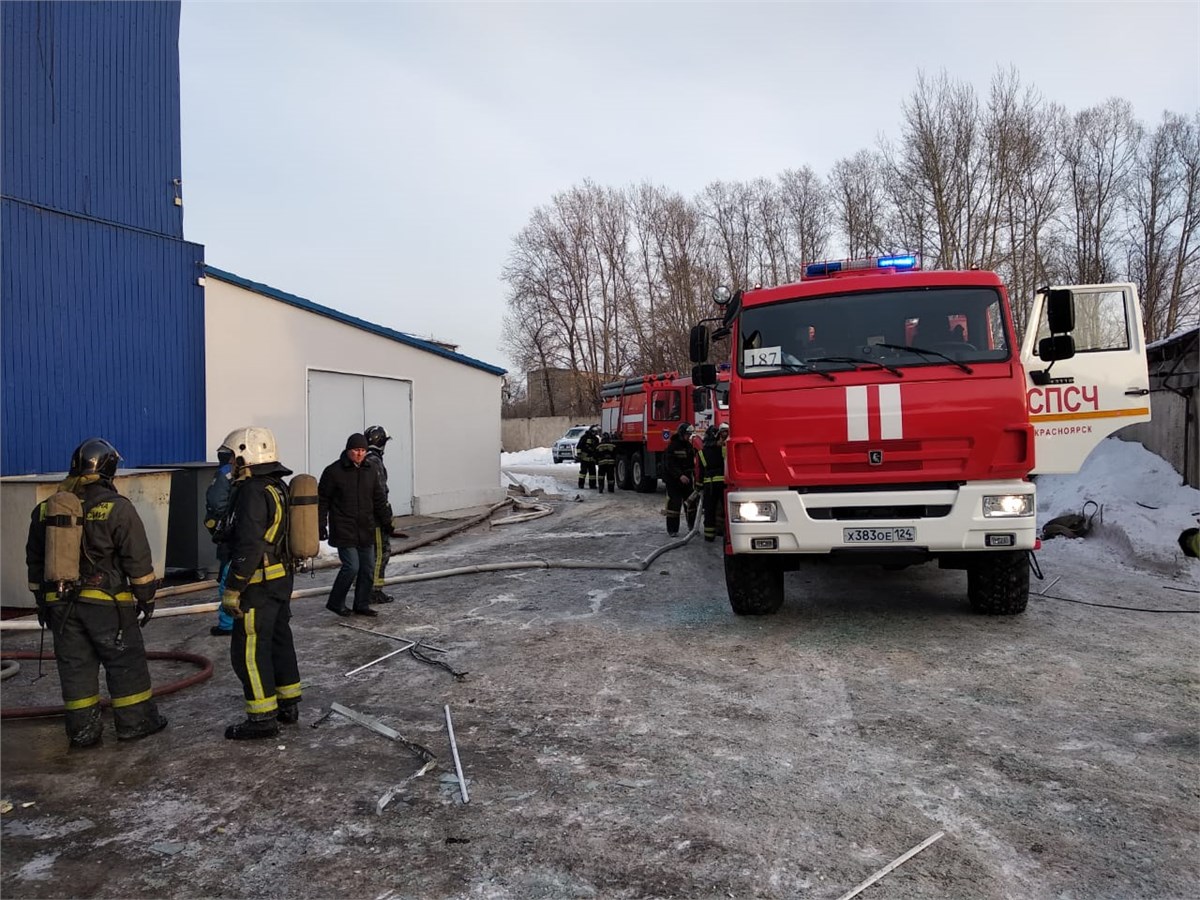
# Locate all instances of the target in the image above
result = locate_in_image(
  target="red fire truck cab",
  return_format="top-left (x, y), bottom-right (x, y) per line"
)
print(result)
top-left (600, 370), bottom-right (728, 492)
top-left (690, 254), bottom-right (1151, 617)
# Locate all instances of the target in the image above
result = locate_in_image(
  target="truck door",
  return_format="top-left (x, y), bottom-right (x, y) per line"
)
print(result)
top-left (1020, 282), bottom-right (1151, 474)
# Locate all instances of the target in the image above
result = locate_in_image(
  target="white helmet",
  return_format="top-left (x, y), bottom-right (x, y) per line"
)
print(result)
top-left (221, 426), bottom-right (278, 468)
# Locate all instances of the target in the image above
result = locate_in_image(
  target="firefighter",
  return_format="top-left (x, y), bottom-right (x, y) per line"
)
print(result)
top-left (204, 442), bottom-right (237, 636)
top-left (699, 422), bottom-right (729, 541)
top-left (663, 423), bottom-right (697, 536)
top-left (218, 426), bottom-right (302, 740)
top-left (364, 424), bottom-right (396, 604)
top-left (1180, 527), bottom-right (1199, 558)
top-left (25, 438), bottom-right (167, 748)
top-left (576, 424), bottom-right (601, 490)
top-left (595, 431), bottom-right (617, 493)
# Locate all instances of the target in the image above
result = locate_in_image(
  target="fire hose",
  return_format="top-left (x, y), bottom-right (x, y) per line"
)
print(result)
top-left (0, 650), bottom-right (213, 719)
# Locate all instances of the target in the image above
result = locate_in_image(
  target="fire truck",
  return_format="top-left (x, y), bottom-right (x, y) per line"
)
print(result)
top-left (600, 370), bottom-right (728, 492)
top-left (689, 254), bottom-right (1151, 616)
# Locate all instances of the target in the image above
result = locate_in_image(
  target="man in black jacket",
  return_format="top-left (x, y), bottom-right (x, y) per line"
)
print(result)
top-left (318, 433), bottom-right (391, 618)
top-left (217, 426), bottom-right (302, 740)
top-left (25, 437), bottom-right (167, 748)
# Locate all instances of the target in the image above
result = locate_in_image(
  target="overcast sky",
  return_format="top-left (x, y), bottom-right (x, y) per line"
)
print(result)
top-left (178, 1), bottom-right (1199, 374)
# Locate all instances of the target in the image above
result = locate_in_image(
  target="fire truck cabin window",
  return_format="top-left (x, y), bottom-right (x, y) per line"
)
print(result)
top-left (652, 390), bottom-right (682, 421)
top-left (738, 287), bottom-right (1011, 375)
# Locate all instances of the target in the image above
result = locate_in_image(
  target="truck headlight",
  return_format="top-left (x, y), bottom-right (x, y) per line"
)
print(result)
top-left (732, 500), bottom-right (778, 523)
top-left (982, 494), bottom-right (1033, 517)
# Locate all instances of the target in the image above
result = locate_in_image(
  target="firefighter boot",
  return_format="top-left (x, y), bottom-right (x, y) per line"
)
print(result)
top-left (116, 712), bottom-right (168, 742)
top-left (277, 700), bottom-right (300, 725)
top-left (225, 711), bottom-right (280, 741)
top-left (66, 706), bottom-right (104, 749)
top-left (578, 478), bottom-right (585, 489)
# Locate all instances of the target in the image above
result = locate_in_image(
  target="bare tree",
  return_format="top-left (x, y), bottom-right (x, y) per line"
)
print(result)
top-left (1058, 98), bottom-right (1142, 283)
top-left (829, 149), bottom-right (888, 258)
top-left (778, 166), bottom-right (832, 268)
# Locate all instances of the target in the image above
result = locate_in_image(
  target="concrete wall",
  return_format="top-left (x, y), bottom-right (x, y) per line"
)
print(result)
top-left (502, 417), bottom-right (580, 452)
top-left (205, 277), bottom-right (506, 515)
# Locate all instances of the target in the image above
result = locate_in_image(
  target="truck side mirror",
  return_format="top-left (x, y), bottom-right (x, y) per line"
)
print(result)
top-left (692, 364), bottom-right (717, 388)
top-left (1038, 334), bottom-right (1076, 363)
top-left (1047, 288), bottom-right (1075, 333)
top-left (689, 325), bottom-right (710, 363)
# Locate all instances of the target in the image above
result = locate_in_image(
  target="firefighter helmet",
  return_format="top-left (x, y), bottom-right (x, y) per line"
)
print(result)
top-left (365, 425), bottom-right (390, 449)
top-left (220, 426), bottom-right (278, 468)
top-left (717, 421), bottom-right (730, 434)
top-left (69, 438), bottom-right (121, 478)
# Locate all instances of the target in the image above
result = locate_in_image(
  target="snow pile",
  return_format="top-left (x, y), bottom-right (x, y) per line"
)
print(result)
top-left (500, 447), bottom-right (575, 495)
top-left (1036, 437), bottom-right (1200, 576)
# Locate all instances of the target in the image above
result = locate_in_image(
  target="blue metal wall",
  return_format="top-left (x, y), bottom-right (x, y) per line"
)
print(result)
top-left (1, 0), bottom-right (205, 475)
top-left (1, 1), bottom-right (184, 236)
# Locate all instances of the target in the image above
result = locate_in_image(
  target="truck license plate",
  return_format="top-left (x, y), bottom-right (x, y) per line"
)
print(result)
top-left (843, 527), bottom-right (916, 543)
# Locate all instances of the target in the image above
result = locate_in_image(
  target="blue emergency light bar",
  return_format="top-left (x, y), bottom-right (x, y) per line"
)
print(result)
top-left (804, 253), bottom-right (920, 279)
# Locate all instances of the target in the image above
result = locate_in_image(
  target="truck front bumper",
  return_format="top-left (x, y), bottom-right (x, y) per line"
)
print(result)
top-left (726, 481), bottom-right (1037, 555)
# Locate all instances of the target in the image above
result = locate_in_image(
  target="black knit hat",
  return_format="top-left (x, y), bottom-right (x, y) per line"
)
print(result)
top-left (346, 433), bottom-right (369, 451)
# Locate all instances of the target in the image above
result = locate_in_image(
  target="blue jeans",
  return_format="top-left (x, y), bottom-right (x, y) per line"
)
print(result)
top-left (215, 561), bottom-right (234, 631)
top-left (329, 545), bottom-right (376, 611)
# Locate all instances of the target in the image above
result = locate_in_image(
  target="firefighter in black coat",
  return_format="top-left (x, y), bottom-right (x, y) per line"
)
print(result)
top-left (576, 425), bottom-right (601, 490)
top-left (595, 432), bottom-right (617, 493)
top-left (364, 425), bottom-right (396, 604)
top-left (25, 438), bottom-right (167, 748)
top-left (663, 423), bottom-right (698, 536)
top-left (218, 426), bottom-right (302, 740)
top-left (699, 422), bottom-right (729, 541)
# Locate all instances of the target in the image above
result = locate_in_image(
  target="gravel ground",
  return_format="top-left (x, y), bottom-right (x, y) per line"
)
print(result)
top-left (2, 481), bottom-right (1197, 899)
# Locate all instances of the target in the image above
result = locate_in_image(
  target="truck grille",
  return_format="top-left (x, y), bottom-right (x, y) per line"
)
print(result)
top-left (806, 504), bottom-right (952, 520)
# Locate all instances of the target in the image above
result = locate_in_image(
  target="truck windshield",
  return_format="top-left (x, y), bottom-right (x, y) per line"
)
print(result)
top-left (737, 287), bottom-right (1010, 377)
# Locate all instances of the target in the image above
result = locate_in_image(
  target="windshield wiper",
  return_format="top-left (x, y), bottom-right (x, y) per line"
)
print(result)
top-left (873, 343), bottom-right (973, 374)
top-left (807, 356), bottom-right (904, 378)
top-left (748, 359), bottom-right (837, 380)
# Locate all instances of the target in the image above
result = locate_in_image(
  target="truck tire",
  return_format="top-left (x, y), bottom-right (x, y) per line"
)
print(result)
top-left (632, 452), bottom-right (656, 493)
top-left (725, 554), bottom-right (784, 616)
top-left (616, 454), bottom-right (634, 490)
top-left (967, 550), bottom-right (1030, 615)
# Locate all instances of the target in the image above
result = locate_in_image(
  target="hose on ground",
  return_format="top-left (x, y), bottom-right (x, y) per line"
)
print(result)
top-left (0, 659), bottom-right (20, 681)
top-left (1, 498), bottom-right (701, 627)
top-left (0, 650), bottom-right (214, 719)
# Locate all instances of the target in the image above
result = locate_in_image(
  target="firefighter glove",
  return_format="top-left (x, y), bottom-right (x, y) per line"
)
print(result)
top-left (222, 589), bottom-right (244, 619)
top-left (319, 524), bottom-right (329, 541)
top-left (136, 598), bottom-right (155, 628)
top-left (33, 591), bottom-right (48, 628)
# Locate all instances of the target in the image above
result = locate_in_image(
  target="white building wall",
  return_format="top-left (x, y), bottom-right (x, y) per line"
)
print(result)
top-left (204, 276), bottom-right (505, 515)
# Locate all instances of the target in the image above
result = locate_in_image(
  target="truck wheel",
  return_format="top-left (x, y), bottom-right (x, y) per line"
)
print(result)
top-left (632, 452), bottom-right (656, 493)
top-left (967, 551), bottom-right (1030, 615)
top-left (616, 454), bottom-right (633, 490)
top-left (725, 554), bottom-right (784, 615)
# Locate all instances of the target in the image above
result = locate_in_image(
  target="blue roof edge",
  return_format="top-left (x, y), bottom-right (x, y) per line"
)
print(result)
top-left (203, 266), bottom-right (507, 376)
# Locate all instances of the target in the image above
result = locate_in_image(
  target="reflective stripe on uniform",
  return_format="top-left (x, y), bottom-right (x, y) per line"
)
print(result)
top-left (277, 681), bottom-right (302, 700)
top-left (78, 589), bottom-right (135, 603)
top-left (248, 563), bottom-right (287, 584)
top-left (129, 573), bottom-right (155, 586)
top-left (64, 694), bottom-right (101, 710)
top-left (246, 695), bottom-right (278, 714)
top-left (111, 688), bottom-right (153, 708)
top-left (264, 485), bottom-right (284, 543)
top-left (243, 608), bottom-right (267, 704)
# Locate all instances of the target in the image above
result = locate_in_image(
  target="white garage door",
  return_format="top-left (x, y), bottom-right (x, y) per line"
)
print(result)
top-left (307, 369), bottom-right (413, 516)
